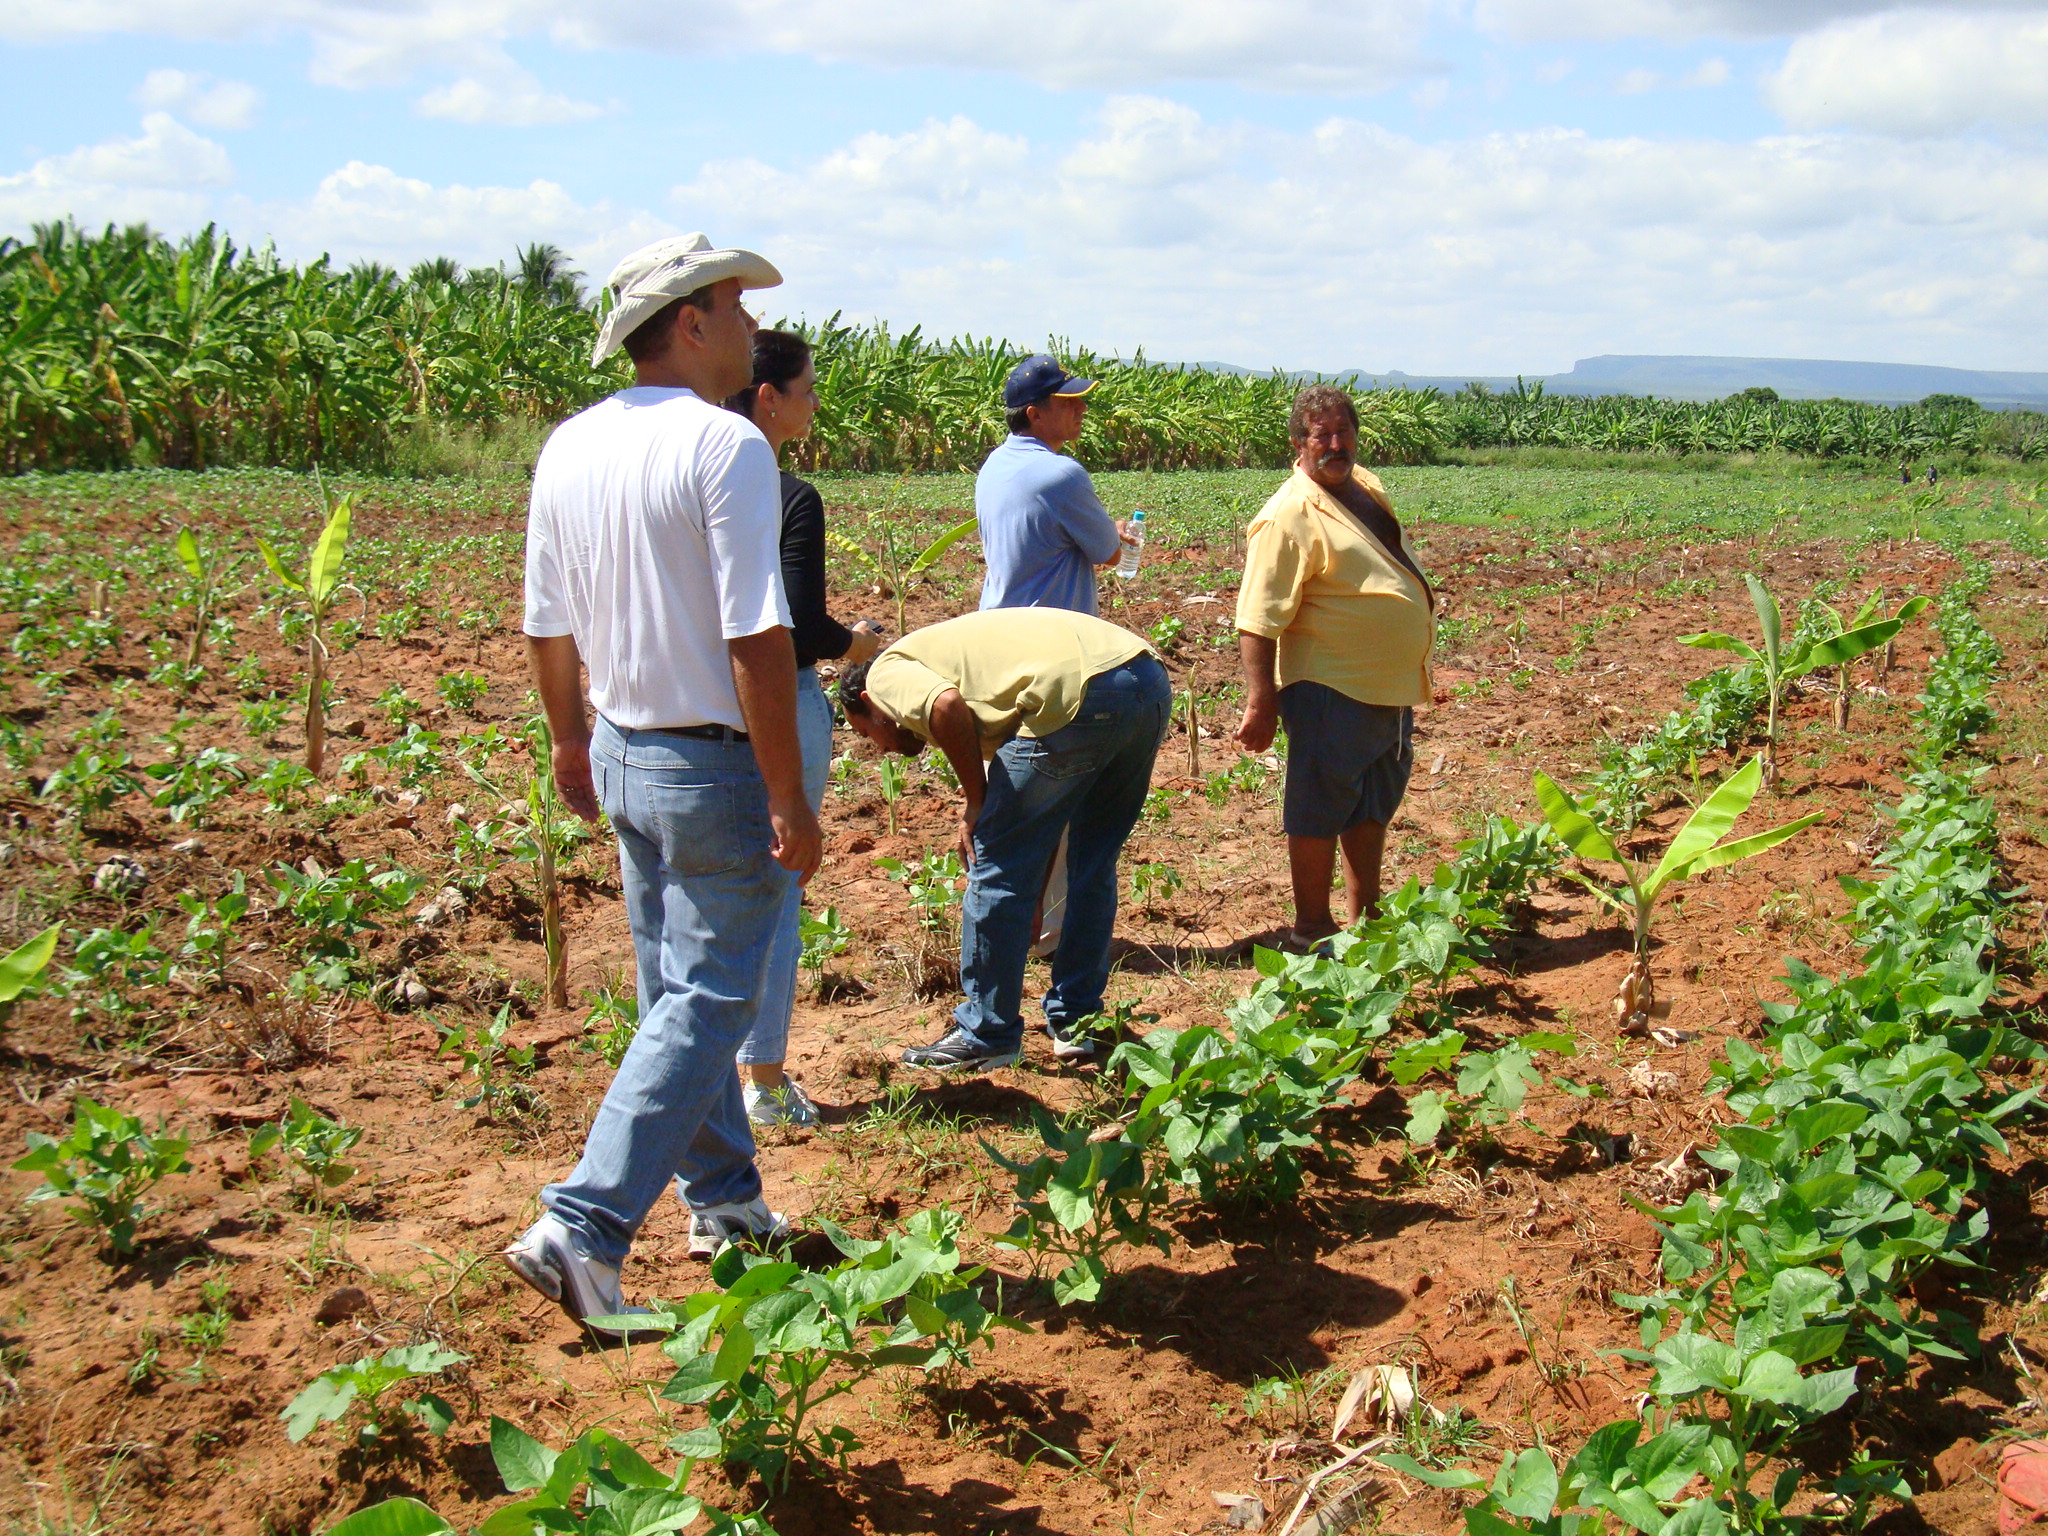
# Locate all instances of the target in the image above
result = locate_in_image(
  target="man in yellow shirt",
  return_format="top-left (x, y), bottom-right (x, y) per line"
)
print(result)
top-left (838, 608), bottom-right (1172, 1070)
top-left (1234, 384), bottom-right (1435, 947)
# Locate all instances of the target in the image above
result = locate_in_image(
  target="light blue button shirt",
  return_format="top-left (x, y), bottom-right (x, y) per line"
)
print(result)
top-left (974, 434), bottom-right (1122, 614)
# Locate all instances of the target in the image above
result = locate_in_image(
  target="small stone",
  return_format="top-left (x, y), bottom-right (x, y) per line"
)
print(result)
top-left (93, 856), bottom-right (148, 897)
top-left (444, 803), bottom-right (469, 825)
top-left (170, 837), bottom-right (204, 855)
top-left (395, 789), bottom-right (424, 810)
top-left (414, 886), bottom-right (469, 929)
top-left (314, 1286), bottom-right (373, 1325)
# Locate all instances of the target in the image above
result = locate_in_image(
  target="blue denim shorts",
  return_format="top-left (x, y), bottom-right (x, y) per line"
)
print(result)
top-left (1277, 682), bottom-right (1412, 838)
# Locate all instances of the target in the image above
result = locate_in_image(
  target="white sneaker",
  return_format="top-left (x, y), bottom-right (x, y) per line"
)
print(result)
top-left (501, 1213), bottom-right (656, 1339)
top-left (687, 1197), bottom-right (790, 1259)
top-left (744, 1077), bottom-right (820, 1127)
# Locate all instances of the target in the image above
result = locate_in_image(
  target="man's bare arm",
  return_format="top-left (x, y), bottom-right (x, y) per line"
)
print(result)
top-left (526, 634), bottom-right (599, 823)
top-left (729, 627), bottom-right (823, 883)
top-left (1234, 632), bottom-right (1281, 752)
top-left (924, 689), bottom-right (991, 867)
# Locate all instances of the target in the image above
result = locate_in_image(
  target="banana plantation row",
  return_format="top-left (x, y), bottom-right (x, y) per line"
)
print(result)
top-left (5, 221), bottom-right (2043, 476)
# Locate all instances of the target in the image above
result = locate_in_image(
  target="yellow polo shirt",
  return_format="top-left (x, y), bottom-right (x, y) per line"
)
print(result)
top-left (1234, 467), bottom-right (1434, 707)
top-left (864, 608), bottom-right (1156, 758)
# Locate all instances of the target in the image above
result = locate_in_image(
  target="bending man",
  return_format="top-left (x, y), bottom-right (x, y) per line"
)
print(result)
top-left (838, 608), bottom-right (1171, 1070)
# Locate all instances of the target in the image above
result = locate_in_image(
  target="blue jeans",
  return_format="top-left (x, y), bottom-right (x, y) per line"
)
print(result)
top-left (542, 716), bottom-right (790, 1265)
top-left (952, 655), bottom-right (1173, 1052)
top-left (737, 667), bottom-right (833, 1067)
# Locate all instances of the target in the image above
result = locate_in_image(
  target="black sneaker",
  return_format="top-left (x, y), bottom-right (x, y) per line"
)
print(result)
top-left (902, 1029), bottom-right (1021, 1072)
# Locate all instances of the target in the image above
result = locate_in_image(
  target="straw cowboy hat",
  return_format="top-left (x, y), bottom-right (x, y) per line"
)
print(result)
top-left (590, 233), bottom-right (782, 367)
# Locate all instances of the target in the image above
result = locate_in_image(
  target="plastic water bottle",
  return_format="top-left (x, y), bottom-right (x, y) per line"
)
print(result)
top-left (1116, 507), bottom-right (1147, 579)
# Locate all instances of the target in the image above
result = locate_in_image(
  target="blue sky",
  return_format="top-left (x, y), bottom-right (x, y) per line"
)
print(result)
top-left (3, 2), bottom-right (2045, 374)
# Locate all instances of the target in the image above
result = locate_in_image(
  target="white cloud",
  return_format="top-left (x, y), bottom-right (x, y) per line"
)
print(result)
top-left (1, 0), bottom-right (1447, 94)
top-left (258, 160), bottom-right (668, 272)
top-left (1475, 0), bottom-right (2046, 44)
top-left (672, 100), bottom-right (2048, 371)
top-left (134, 67), bottom-right (262, 130)
top-left (1614, 55), bottom-right (1728, 93)
top-left (1616, 67), bottom-right (1662, 94)
top-left (414, 70), bottom-right (608, 125)
top-left (0, 113), bottom-right (229, 232)
top-left (1769, 9), bottom-right (2048, 133)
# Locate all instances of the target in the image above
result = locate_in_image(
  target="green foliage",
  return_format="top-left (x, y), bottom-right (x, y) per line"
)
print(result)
top-left (143, 745), bottom-right (245, 823)
top-left (176, 873), bottom-right (250, 987)
top-left (438, 1002), bottom-right (539, 1117)
top-left (874, 850), bottom-right (964, 932)
top-left (580, 984), bottom-right (640, 1068)
top-left (267, 857), bottom-right (422, 986)
top-left (321, 1420), bottom-right (780, 1536)
top-left (986, 1108), bottom-right (1173, 1304)
top-left (250, 1095), bottom-right (363, 1204)
top-left (640, 1209), bottom-right (1022, 1490)
top-left (798, 906), bottom-right (851, 994)
top-left (0, 923), bottom-right (61, 1026)
top-left (39, 745), bottom-right (142, 820)
top-left (436, 669), bottom-right (489, 711)
top-left (12, 1095), bottom-right (191, 1254)
top-left (282, 1342), bottom-right (466, 1446)
top-left (64, 921), bottom-right (173, 1030)
top-left (249, 755), bottom-right (317, 811)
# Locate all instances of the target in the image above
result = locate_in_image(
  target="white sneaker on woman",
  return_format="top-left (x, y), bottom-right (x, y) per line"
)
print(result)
top-left (687, 1197), bottom-right (791, 1258)
top-left (744, 1077), bottom-right (820, 1127)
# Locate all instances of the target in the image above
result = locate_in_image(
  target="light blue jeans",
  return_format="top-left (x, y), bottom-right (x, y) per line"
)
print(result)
top-left (952, 655), bottom-right (1173, 1052)
top-left (737, 667), bottom-right (834, 1067)
top-left (542, 715), bottom-right (791, 1265)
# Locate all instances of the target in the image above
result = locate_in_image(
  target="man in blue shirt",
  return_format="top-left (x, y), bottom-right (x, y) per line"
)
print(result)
top-left (976, 355), bottom-right (1127, 614)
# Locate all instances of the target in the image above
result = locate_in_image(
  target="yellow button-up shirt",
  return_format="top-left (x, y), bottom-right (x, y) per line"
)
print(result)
top-left (864, 608), bottom-right (1157, 758)
top-left (1233, 467), bottom-right (1434, 707)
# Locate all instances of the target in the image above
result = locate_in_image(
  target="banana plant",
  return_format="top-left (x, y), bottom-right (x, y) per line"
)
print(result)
top-left (461, 716), bottom-right (589, 1008)
top-left (172, 526), bottom-right (222, 670)
top-left (257, 483), bottom-right (356, 777)
top-left (834, 510), bottom-right (978, 636)
top-left (1533, 757), bottom-right (1821, 1032)
top-left (1680, 575), bottom-right (1921, 789)
top-left (1816, 590), bottom-right (1930, 728)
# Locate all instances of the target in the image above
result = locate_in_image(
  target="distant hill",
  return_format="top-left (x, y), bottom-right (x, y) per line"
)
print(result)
top-left (1193, 355), bottom-right (2048, 409)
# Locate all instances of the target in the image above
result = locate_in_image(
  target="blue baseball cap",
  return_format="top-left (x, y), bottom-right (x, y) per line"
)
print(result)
top-left (1003, 354), bottom-right (1097, 410)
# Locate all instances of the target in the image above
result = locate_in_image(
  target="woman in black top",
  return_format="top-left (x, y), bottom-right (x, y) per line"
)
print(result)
top-left (724, 330), bottom-right (880, 1127)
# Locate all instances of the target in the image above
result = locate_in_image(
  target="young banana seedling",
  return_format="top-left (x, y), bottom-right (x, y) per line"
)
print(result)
top-left (256, 481), bottom-right (357, 777)
top-left (1681, 575), bottom-right (1922, 790)
top-left (1532, 756), bottom-right (1821, 1033)
top-left (1818, 589), bottom-right (1931, 727)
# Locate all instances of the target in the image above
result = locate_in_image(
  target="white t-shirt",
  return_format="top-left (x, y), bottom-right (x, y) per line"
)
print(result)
top-left (524, 387), bottom-right (790, 731)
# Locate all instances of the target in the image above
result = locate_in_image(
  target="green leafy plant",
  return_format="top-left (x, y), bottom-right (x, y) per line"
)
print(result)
top-left (438, 1003), bottom-right (540, 1118)
top-left (1130, 861), bottom-right (1182, 908)
top-left (250, 1095), bottom-right (363, 1207)
top-left (64, 922), bottom-right (174, 1034)
top-left (282, 1342), bottom-right (466, 1446)
top-left (1680, 574), bottom-right (1921, 789)
top-left (834, 512), bottom-right (978, 636)
top-left (581, 982), bottom-right (641, 1067)
top-left (176, 874), bottom-right (249, 988)
top-left (436, 669), bottom-right (489, 712)
top-left (171, 525), bottom-right (229, 671)
top-left (320, 1425), bottom-right (780, 1536)
top-left (1398, 1030), bottom-right (1576, 1150)
top-left (13, 1095), bottom-right (192, 1254)
top-left (798, 905), bottom-right (851, 997)
top-left (876, 754), bottom-right (906, 837)
top-left (144, 745), bottom-right (245, 824)
top-left (642, 1209), bottom-right (1022, 1489)
top-left (1533, 756), bottom-right (1819, 1032)
top-left (985, 1107), bottom-right (1172, 1305)
top-left (462, 715), bottom-right (588, 1007)
top-left (0, 924), bottom-right (61, 1028)
top-left (257, 485), bottom-right (356, 777)
top-left (250, 756), bottom-right (318, 811)
top-left (39, 745), bottom-right (142, 824)
top-left (373, 683), bottom-right (421, 728)
top-left (268, 858), bottom-right (423, 989)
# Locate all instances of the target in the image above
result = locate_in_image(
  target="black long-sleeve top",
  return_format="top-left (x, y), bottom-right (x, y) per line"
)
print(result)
top-left (780, 471), bottom-right (854, 669)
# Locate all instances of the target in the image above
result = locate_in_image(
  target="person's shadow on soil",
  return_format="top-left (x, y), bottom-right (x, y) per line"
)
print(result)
top-left (771, 1460), bottom-right (1049, 1535)
top-left (1089, 1258), bottom-right (1408, 1384)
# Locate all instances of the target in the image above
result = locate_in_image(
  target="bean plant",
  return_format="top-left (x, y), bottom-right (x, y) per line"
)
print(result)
top-left (13, 1096), bottom-right (192, 1254)
top-left (250, 1095), bottom-right (362, 1207)
top-left (0, 924), bottom-right (61, 1027)
top-left (282, 1342), bottom-right (466, 1445)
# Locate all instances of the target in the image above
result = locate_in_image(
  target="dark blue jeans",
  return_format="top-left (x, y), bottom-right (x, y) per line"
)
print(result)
top-left (952, 655), bottom-right (1173, 1051)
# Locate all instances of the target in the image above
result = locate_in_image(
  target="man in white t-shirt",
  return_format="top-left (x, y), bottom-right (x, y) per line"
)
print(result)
top-left (503, 233), bottom-right (823, 1338)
